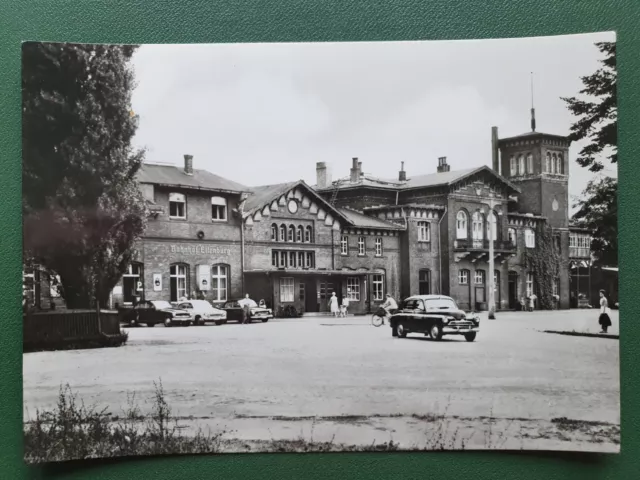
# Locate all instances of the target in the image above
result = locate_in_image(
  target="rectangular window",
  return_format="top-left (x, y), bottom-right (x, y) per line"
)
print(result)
top-left (458, 270), bottom-right (468, 285)
top-left (526, 154), bottom-right (533, 174)
top-left (305, 251), bottom-right (314, 268)
top-left (525, 229), bottom-right (536, 248)
top-left (347, 277), bottom-right (360, 301)
top-left (280, 277), bottom-right (294, 303)
top-left (417, 221), bottom-right (430, 242)
top-left (279, 251), bottom-right (286, 268)
top-left (526, 273), bottom-right (534, 297)
top-left (358, 237), bottom-right (366, 256)
top-left (299, 282), bottom-right (305, 301)
top-left (272, 251), bottom-right (278, 267)
top-left (372, 274), bottom-right (384, 301)
top-left (375, 237), bottom-right (383, 256)
top-left (474, 270), bottom-right (485, 284)
top-left (289, 251), bottom-right (296, 268)
top-left (340, 235), bottom-right (348, 255)
top-left (169, 192), bottom-right (186, 219)
top-left (170, 264), bottom-right (188, 302)
top-left (211, 196), bottom-right (227, 221)
top-left (298, 251), bottom-right (305, 267)
top-left (211, 265), bottom-right (228, 302)
top-left (510, 156), bottom-right (516, 176)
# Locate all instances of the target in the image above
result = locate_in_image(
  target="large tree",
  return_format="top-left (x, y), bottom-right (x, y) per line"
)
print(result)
top-left (22, 43), bottom-right (147, 308)
top-left (561, 41), bottom-right (617, 266)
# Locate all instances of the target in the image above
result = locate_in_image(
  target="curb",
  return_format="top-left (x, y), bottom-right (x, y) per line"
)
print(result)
top-left (541, 330), bottom-right (619, 339)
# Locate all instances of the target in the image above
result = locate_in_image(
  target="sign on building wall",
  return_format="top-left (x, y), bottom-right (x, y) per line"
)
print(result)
top-left (168, 244), bottom-right (232, 255)
top-left (153, 274), bottom-right (162, 291)
top-left (196, 265), bottom-right (211, 291)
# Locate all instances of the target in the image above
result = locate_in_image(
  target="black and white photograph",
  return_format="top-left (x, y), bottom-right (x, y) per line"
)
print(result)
top-left (22, 32), bottom-right (619, 463)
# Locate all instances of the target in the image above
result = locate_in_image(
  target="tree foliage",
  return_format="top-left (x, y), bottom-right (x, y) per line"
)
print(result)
top-left (571, 177), bottom-right (617, 266)
top-left (22, 42), bottom-right (147, 308)
top-left (561, 42), bottom-right (616, 172)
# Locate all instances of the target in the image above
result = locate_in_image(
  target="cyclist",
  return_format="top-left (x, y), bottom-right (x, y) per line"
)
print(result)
top-left (380, 293), bottom-right (398, 325)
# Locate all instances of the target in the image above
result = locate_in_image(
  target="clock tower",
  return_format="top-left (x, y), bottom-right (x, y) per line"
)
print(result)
top-left (493, 112), bottom-right (571, 228)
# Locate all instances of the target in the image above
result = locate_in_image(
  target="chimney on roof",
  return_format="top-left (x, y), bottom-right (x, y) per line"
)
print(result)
top-left (399, 161), bottom-right (407, 181)
top-left (437, 156), bottom-right (450, 173)
top-left (184, 154), bottom-right (194, 175)
top-left (491, 126), bottom-right (500, 174)
top-left (316, 162), bottom-right (331, 189)
top-left (358, 161), bottom-right (363, 177)
top-left (350, 157), bottom-right (360, 182)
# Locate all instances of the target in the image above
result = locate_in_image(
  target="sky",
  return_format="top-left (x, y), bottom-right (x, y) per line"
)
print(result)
top-left (130, 32), bottom-right (616, 212)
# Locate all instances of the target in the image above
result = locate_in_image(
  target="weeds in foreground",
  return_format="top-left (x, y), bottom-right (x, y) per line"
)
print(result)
top-left (24, 381), bottom-right (228, 464)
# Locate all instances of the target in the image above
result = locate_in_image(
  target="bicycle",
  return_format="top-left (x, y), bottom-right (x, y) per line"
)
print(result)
top-left (371, 307), bottom-right (389, 327)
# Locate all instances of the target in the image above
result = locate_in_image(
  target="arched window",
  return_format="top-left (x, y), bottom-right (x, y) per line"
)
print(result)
top-left (279, 224), bottom-right (286, 242)
top-left (557, 153), bottom-right (564, 174)
top-left (552, 154), bottom-right (558, 174)
top-left (211, 264), bottom-right (228, 302)
top-left (472, 211), bottom-right (484, 246)
top-left (509, 156), bottom-right (517, 176)
top-left (419, 269), bottom-right (431, 295)
top-left (271, 223), bottom-right (278, 241)
top-left (211, 196), bottom-right (227, 221)
top-left (518, 155), bottom-right (525, 175)
top-left (545, 152), bottom-right (552, 173)
top-left (456, 210), bottom-right (468, 239)
top-left (170, 263), bottom-right (189, 302)
top-left (288, 224), bottom-right (295, 242)
top-left (296, 225), bottom-right (304, 242)
top-left (486, 211), bottom-right (498, 242)
top-left (305, 225), bottom-right (313, 243)
top-left (508, 227), bottom-right (517, 246)
top-left (526, 154), bottom-right (533, 174)
top-left (474, 269), bottom-right (485, 285)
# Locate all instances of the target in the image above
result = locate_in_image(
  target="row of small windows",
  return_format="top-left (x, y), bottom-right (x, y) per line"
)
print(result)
top-left (455, 211), bottom-right (536, 248)
top-left (508, 152), bottom-right (564, 177)
top-left (458, 270), bottom-right (551, 298)
top-left (271, 223), bottom-right (314, 243)
top-left (340, 236), bottom-right (383, 256)
top-left (278, 275), bottom-right (385, 303)
top-left (169, 193), bottom-right (228, 221)
top-left (271, 250), bottom-right (316, 269)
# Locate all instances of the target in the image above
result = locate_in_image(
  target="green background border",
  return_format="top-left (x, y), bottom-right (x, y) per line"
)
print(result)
top-left (1, 1), bottom-right (636, 478)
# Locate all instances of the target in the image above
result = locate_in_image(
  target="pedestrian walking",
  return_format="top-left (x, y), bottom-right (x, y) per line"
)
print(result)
top-left (239, 293), bottom-right (257, 324)
top-left (329, 292), bottom-right (340, 317)
top-left (528, 294), bottom-right (537, 312)
top-left (598, 289), bottom-right (612, 334)
top-left (340, 296), bottom-right (350, 317)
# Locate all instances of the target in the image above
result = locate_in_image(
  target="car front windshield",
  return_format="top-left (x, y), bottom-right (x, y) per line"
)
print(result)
top-left (151, 301), bottom-right (173, 310)
top-left (194, 301), bottom-right (213, 311)
top-left (424, 298), bottom-right (458, 310)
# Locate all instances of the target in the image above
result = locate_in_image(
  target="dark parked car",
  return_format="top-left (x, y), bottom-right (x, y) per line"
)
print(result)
top-left (120, 300), bottom-right (192, 327)
top-left (390, 295), bottom-right (480, 342)
top-left (221, 300), bottom-right (272, 323)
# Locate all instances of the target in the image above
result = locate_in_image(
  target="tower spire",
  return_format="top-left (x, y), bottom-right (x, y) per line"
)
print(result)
top-left (530, 71), bottom-right (536, 132)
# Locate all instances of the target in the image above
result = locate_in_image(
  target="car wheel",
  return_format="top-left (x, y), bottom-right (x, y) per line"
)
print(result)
top-left (391, 325), bottom-right (398, 337)
top-left (147, 322), bottom-right (155, 328)
top-left (261, 318), bottom-right (268, 323)
top-left (194, 316), bottom-right (201, 326)
top-left (396, 322), bottom-right (407, 338)
top-left (185, 320), bottom-right (192, 327)
top-left (129, 316), bottom-right (138, 328)
top-left (164, 317), bottom-right (172, 328)
top-left (430, 324), bottom-right (443, 341)
top-left (464, 332), bottom-right (477, 342)
top-left (214, 320), bottom-right (224, 326)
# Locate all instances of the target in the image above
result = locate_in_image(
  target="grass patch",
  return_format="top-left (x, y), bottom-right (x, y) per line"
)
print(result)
top-left (24, 380), bottom-right (228, 464)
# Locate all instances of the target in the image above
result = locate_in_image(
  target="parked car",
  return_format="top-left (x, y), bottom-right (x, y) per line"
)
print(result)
top-left (389, 295), bottom-right (480, 342)
top-left (176, 300), bottom-right (227, 325)
top-left (120, 300), bottom-right (193, 327)
top-left (221, 300), bottom-right (273, 323)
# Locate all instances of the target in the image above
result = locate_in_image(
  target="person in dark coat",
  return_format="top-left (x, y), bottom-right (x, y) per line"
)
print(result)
top-left (598, 289), bottom-right (612, 334)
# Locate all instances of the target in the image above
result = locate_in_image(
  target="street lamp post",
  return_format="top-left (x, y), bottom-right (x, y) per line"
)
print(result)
top-left (477, 194), bottom-right (501, 320)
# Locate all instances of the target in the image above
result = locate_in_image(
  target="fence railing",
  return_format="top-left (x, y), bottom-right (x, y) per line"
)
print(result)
top-left (23, 309), bottom-right (123, 351)
top-left (453, 239), bottom-right (516, 252)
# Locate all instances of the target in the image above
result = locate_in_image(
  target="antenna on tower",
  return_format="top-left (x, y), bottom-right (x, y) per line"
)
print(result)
top-left (530, 71), bottom-right (536, 132)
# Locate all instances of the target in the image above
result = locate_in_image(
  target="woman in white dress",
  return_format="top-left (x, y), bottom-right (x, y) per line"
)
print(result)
top-left (598, 289), bottom-right (612, 334)
top-left (329, 292), bottom-right (340, 317)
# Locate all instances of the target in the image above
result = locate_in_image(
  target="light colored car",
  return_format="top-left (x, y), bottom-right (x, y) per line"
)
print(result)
top-left (176, 300), bottom-right (227, 326)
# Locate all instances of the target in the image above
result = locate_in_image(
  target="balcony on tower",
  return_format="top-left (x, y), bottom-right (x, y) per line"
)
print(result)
top-left (569, 230), bottom-right (592, 259)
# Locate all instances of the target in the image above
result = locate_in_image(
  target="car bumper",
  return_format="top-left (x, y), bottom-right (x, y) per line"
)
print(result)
top-left (442, 326), bottom-right (479, 334)
top-left (170, 317), bottom-right (192, 323)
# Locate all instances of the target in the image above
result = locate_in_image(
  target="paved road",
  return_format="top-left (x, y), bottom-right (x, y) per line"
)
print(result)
top-left (23, 309), bottom-right (620, 428)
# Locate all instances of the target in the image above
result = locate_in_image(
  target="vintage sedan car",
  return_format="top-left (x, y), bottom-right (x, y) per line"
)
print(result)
top-left (176, 300), bottom-right (227, 325)
top-left (390, 295), bottom-right (480, 342)
top-left (121, 300), bottom-right (193, 327)
top-left (221, 300), bottom-right (272, 323)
